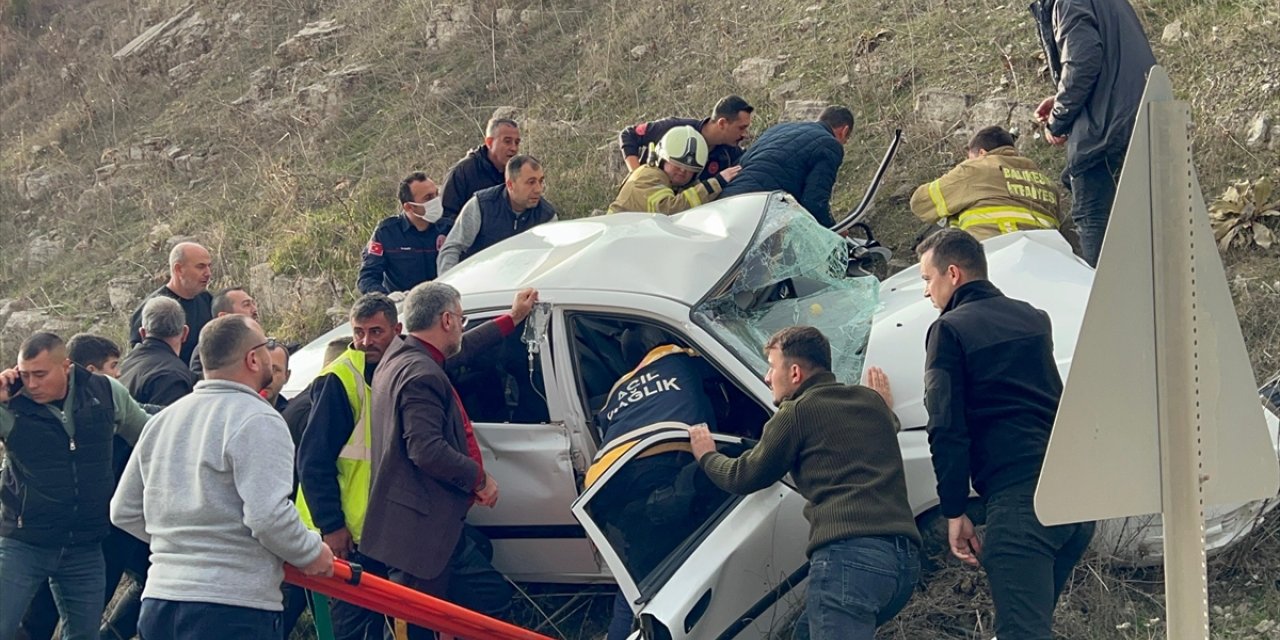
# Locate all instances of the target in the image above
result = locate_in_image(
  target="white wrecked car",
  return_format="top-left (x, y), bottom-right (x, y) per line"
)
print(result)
top-left (283, 191), bottom-right (1280, 640)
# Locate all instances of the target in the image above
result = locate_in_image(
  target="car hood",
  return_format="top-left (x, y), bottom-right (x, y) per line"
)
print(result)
top-left (440, 193), bottom-right (773, 306)
top-left (865, 231), bottom-right (1094, 429)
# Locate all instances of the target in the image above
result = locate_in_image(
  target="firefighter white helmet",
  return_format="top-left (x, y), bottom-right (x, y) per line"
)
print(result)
top-left (655, 126), bottom-right (709, 173)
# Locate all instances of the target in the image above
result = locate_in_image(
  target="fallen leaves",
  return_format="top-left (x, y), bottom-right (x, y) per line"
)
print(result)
top-left (1210, 175), bottom-right (1280, 250)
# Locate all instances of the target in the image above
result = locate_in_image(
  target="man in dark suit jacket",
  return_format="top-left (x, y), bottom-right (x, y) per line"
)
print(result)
top-left (363, 282), bottom-right (538, 637)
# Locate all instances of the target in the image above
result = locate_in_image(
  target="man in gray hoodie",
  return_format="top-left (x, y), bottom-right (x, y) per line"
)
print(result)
top-left (111, 315), bottom-right (334, 640)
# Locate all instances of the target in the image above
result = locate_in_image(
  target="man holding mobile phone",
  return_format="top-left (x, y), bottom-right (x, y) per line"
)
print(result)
top-left (0, 332), bottom-right (151, 640)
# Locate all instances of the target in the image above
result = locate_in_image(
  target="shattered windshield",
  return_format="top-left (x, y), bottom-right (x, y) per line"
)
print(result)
top-left (692, 195), bottom-right (879, 384)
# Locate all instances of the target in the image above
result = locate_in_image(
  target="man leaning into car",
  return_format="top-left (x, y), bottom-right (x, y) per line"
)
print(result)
top-left (689, 326), bottom-right (920, 640)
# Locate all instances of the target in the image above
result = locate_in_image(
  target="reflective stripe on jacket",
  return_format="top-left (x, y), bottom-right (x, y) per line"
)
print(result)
top-left (607, 165), bottom-right (725, 215)
top-left (297, 348), bottom-right (372, 543)
top-left (910, 146), bottom-right (1061, 240)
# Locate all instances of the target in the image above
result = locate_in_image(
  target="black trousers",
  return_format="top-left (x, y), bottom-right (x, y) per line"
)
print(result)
top-left (982, 481), bottom-right (1095, 640)
top-left (387, 525), bottom-right (513, 640)
top-left (138, 599), bottom-right (282, 640)
top-left (328, 550), bottom-right (390, 640)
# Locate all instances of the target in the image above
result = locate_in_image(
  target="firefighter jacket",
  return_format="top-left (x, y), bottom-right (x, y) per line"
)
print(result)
top-left (606, 165), bottom-right (728, 215)
top-left (910, 146), bottom-right (1061, 240)
top-left (618, 117), bottom-right (742, 182)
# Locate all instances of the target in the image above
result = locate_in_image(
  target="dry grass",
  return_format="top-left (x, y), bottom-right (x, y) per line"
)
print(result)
top-left (3, 0), bottom-right (1280, 637)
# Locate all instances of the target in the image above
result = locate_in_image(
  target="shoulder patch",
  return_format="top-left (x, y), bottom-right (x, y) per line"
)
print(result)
top-left (368, 241), bottom-right (383, 257)
top-left (634, 122), bottom-right (648, 136)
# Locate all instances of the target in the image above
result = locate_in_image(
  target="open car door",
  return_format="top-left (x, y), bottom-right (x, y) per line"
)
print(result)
top-left (571, 425), bottom-right (809, 640)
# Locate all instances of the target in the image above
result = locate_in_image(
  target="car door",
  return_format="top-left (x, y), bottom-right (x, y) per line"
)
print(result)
top-left (453, 309), bottom-right (603, 582)
top-left (572, 428), bottom-right (809, 640)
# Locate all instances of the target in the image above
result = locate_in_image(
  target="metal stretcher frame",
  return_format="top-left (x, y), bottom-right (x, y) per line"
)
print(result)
top-left (284, 560), bottom-right (555, 640)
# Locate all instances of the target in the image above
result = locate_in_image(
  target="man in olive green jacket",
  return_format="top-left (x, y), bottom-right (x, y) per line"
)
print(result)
top-left (689, 326), bottom-right (920, 640)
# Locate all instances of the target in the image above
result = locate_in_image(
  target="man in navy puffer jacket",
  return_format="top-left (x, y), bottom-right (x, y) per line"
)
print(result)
top-left (719, 105), bottom-right (853, 227)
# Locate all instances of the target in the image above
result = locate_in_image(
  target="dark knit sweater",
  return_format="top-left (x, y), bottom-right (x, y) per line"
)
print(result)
top-left (698, 371), bottom-right (921, 556)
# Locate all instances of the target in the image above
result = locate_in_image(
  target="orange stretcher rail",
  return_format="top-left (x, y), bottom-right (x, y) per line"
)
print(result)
top-left (284, 560), bottom-right (555, 640)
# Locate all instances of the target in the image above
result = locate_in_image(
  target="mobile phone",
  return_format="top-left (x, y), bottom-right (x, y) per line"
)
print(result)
top-left (6, 377), bottom-right (22, 397)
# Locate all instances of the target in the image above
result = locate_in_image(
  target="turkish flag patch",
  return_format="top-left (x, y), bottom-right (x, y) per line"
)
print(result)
top-left (707, 161), bottom-right (720, 175)
top-left (634, 122), bottom-right (648, 135)
top-left (368, 241), bottom-right (383, 256)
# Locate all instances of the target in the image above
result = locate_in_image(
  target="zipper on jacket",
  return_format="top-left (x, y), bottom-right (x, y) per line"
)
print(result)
top-left (17, 485), bottom-right (26, 528)
top-left (69, 437), bottom-right (76, 451)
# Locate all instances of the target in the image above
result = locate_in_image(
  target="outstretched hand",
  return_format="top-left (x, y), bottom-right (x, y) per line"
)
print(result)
top-left (863, 366), bottom-right (894, 409)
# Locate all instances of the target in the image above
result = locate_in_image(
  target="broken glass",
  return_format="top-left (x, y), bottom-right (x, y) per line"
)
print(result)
top-left (693, 194), bottom-right (880, 384)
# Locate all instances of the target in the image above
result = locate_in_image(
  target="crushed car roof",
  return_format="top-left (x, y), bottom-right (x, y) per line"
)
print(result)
top-left (440, 193), bottom-right (772, 306)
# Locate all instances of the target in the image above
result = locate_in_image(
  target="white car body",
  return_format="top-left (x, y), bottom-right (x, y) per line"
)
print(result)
top-left (284, 192), bottom-right (1280, 640)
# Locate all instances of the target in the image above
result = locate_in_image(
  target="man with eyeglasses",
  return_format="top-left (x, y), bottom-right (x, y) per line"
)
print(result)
top-left (363, 283), bottom-right (538, 638)
top-left (111, 315), bottom-right (333, 640)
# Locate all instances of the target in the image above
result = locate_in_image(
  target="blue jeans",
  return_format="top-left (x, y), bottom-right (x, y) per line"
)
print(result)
top-left (792, 535), bottom-right (920, 640)
top-left (1068, 149), bottom-right (1126, 268)
top-left (0, 537), bottom-right (106, 640)
top-left (138, 599), bottom-right (282, 640)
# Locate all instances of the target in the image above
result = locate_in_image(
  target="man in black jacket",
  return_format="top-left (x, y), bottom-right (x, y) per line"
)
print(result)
top-left (618, 95), bottom-right (754, 182)
top-left (719, 106), bottom-right (854, 228)
top-left (1031, 0), bottom-right (1155, 267)
top-left (357, 173), bottom-right (453, 295)
top-left (866, 229), bottom-right (1093, 639)
top-left (111, 296), bottom-right (198, 640)
top-left (0, 332), bottom-right (150, 640)
top-left (120, 297), bottom-right (197, 407)
top-left (437, 155), bottom-right (557, 275)
top-left (439, 118), bottom-right (521, 221)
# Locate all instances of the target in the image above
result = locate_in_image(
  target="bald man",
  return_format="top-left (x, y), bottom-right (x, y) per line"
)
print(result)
top-left (128, 242), bottom-right (214, 366)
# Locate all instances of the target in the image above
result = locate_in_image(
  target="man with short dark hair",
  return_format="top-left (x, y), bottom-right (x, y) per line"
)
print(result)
top-left (719, 106), bottom-right (855, 227)
top-left (688, 325), bottom-right (920, 640)
top-left (191, 287), bottom-right (259, 377)
top-left (128, 242), bottom-right (214, 365)
top-left (440, 118), bottom-right (522, 221)
top-left (263, 343), bottom-right (291, 412)
top-left (19, 330), bottom-right (125, 637)
top-left (66, 334), bottom-right (122, 378)
top-left (211, 287), bottom-right (259, 320)
top-left (296, 293), bottom-right (403, 640)
top-left (437, 155), bottom-right (557, 275)
top-left (363, 283), bottom-right (539, 638)
top-left (618, 95), bottom-right (755, 181)
top-left (357, 173), bottom-right (452, 295)
top-left (910, 125), bottom-right (1062, 240)
top-left (120, 297), bottom-right (197, 407)
top-left (111, 315), bottom-right (333, 640)
top-left (1031, 0), bottom-right (1155, 266)
top-left (866, 228), bottom-right (1094, 639)
top-left (0, 332), bottom-right (150, 640)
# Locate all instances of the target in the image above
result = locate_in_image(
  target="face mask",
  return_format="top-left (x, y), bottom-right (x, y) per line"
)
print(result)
top-left (409, 198), bottom-right (444, 223)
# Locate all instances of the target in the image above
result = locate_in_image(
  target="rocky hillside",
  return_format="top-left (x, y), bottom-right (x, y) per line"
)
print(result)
top-left (2, 0), bottom-right (1280, 635)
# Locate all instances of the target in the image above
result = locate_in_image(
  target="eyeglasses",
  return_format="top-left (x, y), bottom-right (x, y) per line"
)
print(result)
top-left (246, 337), bottom-right (278, 356)
top-left (442, 310), bottom-right (468, 326)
